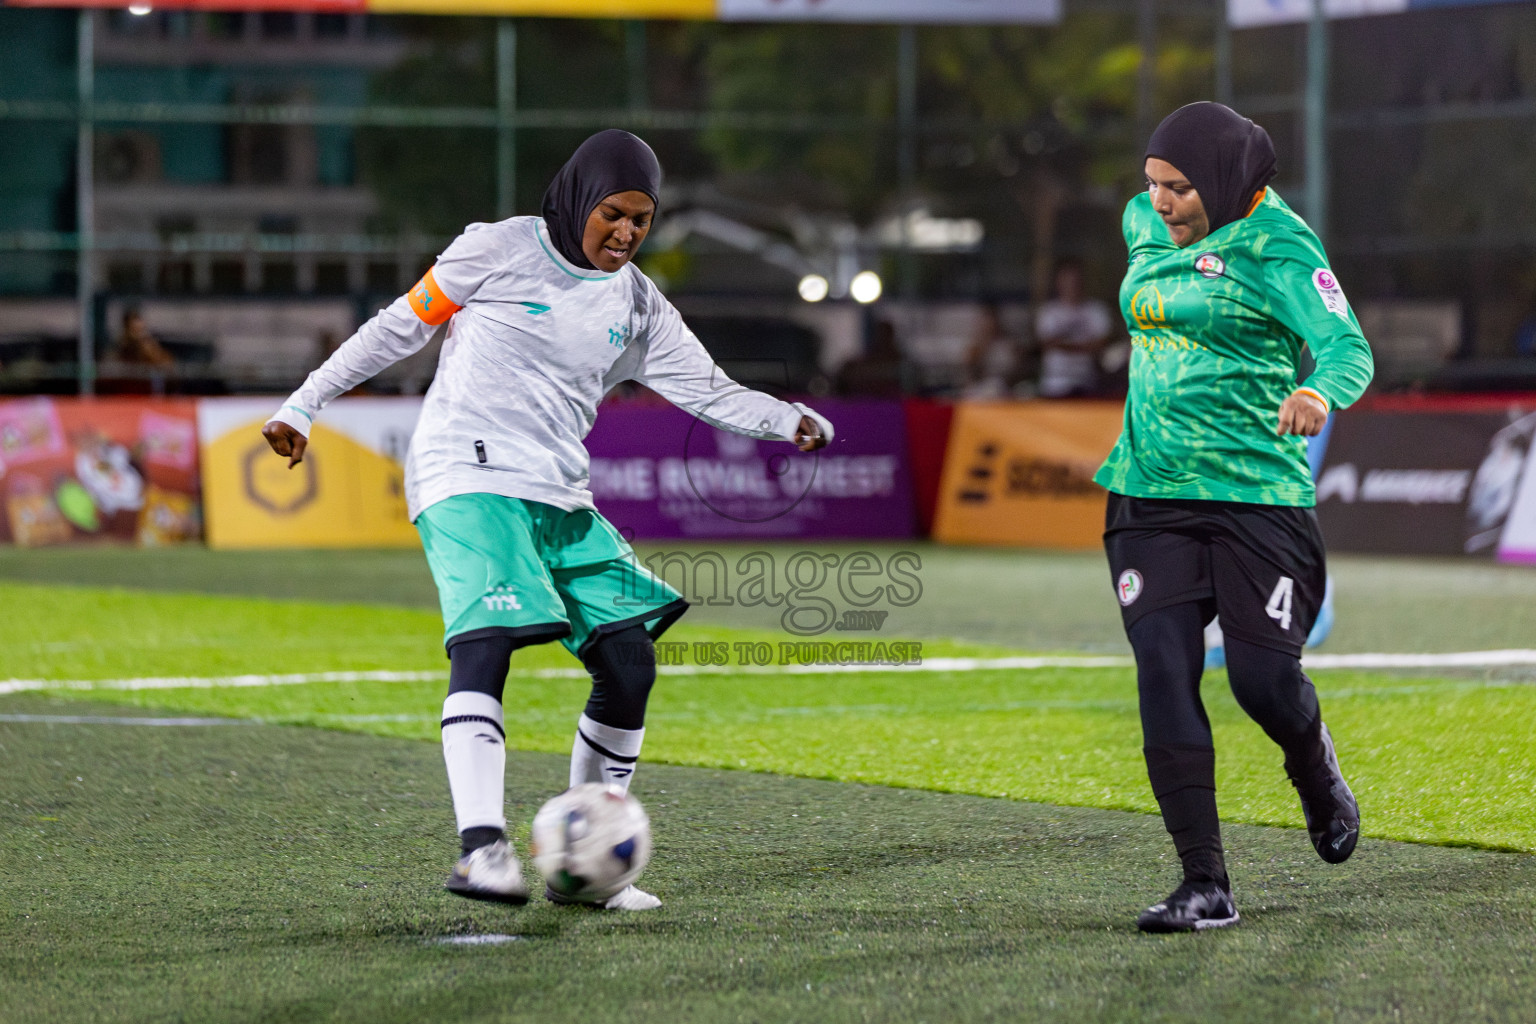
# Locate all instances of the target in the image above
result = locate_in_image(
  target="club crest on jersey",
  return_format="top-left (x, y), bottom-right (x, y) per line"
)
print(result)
top-left (1312, 268), bottom-right (1350, 320)
top-left (1193, 252), bottom-right (1225, 279)
top-left (1129, 287), bottom-right (1166, 330)
top-left (1117, 569), bottom-right (1144, 606)
top-left (607, 322), bottom-right (632, 348)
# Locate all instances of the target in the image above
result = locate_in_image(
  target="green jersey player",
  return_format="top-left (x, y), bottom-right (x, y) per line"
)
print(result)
top-left (1094, 103), bottom-right (1374, 932)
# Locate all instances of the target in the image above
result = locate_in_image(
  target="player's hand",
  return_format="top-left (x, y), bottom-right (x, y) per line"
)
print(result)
top-left (262, 421), bottom-right (308, 468)
top-left (794, 415), bottom-right (828, 452)
top-left (1277, 390), bottom-right (1328, 437)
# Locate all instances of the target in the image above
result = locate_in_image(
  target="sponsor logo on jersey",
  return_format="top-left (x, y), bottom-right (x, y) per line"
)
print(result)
top-left (481, 585), bottom-right (524, 612)
top-left (1193, 252), bottom-right (1225, 279)
top-left (1129, 286), bottom-right (1167, 330)
top-left (1116, 569), bottom-right (1144, 606)
top-left (1312, 268), bottom-right (1350, 320)
top-left (1132, 334), bottom-right (1207, 353)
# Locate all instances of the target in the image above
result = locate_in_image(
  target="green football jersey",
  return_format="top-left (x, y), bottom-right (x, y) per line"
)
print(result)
top-left (1094, 188), bottom-right (1374, 507)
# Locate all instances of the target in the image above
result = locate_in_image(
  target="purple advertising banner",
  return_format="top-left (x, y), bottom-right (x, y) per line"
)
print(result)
top-left (585, 399), bottom-right (916, 539)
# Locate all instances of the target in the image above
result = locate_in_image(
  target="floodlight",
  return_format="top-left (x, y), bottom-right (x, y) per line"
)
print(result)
top-left (797, 274), bottom-right (830, 303)
top-left (850, 270), bottom-right (882, 304)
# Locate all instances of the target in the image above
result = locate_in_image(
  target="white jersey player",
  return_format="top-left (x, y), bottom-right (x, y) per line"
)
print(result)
top-left (263, 129), bottom-right (832, 911)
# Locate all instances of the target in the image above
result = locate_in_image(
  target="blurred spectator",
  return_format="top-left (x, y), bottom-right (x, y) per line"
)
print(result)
top-left (99, 308), bottom-right (176, 396)
top-left (962, 303), bottom-right (1025, 400)
top-left (115, 309), bottom-right (176, 369)
top-left (836, 319), bottom-right (907, 398)
top-left (1035, 259), bottom-right (1112, 398)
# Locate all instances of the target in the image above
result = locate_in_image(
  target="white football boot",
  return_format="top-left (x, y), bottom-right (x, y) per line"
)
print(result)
top-left (445, 839), bottom-right (530, 905)
top-left (544, 883), bottom-right (661, 911)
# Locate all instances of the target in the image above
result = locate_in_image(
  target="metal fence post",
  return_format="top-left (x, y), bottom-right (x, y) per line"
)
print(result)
top-left (1305, 0), bottom-right (1329, 243)
top-left (1215, 0), bottom-right (1233, 107)
top-left (626, 19), bottom-right (648, 112)
top-left (1137, 0), bottom-right (1157, 146)
top-left (897, 24), bottom-right (917, 298)
top-left (496, 19), bottom-right (517, 220)
top-left (76, 9), bottom-right (95, 396)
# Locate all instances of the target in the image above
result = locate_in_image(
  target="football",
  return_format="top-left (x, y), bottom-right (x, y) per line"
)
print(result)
top-left (530, 784), bottom-right (652, 902)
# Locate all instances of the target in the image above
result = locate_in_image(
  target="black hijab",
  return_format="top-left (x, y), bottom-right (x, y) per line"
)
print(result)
top-left (1145, 102), bottom-right (1277, 235)
top-left (541, 129), bottom-right (663, 270)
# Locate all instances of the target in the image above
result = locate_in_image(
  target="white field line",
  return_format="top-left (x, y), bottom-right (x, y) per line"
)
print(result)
top-left (0, 657), bottom-right (1136, 696)
top-left (1302, 650), bottom-right (1536, 669)
top-left (0, 669), bottom-right (449, 697)
top-left (429, 934), bottom-right (524, 946)
top-left (2, 651), bottom-right (1535, 699)
top-left (0, 714), bottom-right (260, 726)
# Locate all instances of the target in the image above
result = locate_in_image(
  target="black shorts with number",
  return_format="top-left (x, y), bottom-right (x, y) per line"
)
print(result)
top-left (1103, 492), bottom-right (1327, 657)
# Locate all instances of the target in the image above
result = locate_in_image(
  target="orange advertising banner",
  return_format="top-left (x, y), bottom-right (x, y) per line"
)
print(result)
top-left (0, 396), bottom-right (201, 547)
top-left (932, 400), bottom-right (1124, 549)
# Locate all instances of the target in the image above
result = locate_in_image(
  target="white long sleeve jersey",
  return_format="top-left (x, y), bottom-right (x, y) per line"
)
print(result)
top-left (269, 216), bottom-right (826, 521)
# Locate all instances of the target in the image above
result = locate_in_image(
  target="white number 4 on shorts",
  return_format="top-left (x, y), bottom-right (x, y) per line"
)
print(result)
top-left (1266, 576), bottom-right (1295, 632)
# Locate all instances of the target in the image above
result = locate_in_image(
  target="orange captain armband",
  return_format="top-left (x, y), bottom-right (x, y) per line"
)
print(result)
top-left (408, 268), bottom-right (461, 326)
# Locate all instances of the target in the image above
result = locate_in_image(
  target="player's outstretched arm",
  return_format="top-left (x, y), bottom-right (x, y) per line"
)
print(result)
top-left (620, 276), bottom-right (835, 449)
top-left (258, 294), bottom-right (437, 470)
top-left (260, 223), bottom-right (504, 469)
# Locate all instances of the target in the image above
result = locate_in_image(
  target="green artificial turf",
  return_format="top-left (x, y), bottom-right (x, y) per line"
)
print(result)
top-left (5, 581), bottom-right (1534, 852)
top-left (6, 543), bottom-right (1535, 655)
top-left (3, 547), bottom-right (1535, 1023)
top-left (2, 699), bottom-right (1533, 1024)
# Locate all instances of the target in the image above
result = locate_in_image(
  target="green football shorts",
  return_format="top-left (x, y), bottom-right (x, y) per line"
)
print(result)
top-left (415, 492), bottom-right (687, 656)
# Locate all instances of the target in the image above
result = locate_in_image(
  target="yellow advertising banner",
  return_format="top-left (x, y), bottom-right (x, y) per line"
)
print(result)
top-left (368, 0), bottom-right (712, 15)
top-left (932, 401), bottom-right (1125, 549)
top-left (198, 397), bottom-right (422, 550)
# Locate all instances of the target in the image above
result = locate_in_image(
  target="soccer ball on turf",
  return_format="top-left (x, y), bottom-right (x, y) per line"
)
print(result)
top-left (530, 783), bottom-right (652, 901)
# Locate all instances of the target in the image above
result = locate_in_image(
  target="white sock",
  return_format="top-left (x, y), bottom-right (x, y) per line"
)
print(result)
top-left (570, 713), bottom-right (645, 794)
top-left (441, 691), bottom-right (507, 834)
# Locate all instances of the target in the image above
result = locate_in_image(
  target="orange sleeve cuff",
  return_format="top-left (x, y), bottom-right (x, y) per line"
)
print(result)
top-left (408, 268), bottom-right (461, 326)
top-left (1295, 387), bottom-right (1330, 413)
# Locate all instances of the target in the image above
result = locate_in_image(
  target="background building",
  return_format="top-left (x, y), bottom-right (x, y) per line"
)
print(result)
top-left (2, 1), bottom-right (1535, 396)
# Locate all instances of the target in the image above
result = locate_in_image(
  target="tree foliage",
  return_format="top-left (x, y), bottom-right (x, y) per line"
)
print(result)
top-left (675, 14), bottom-right (1212, 216)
